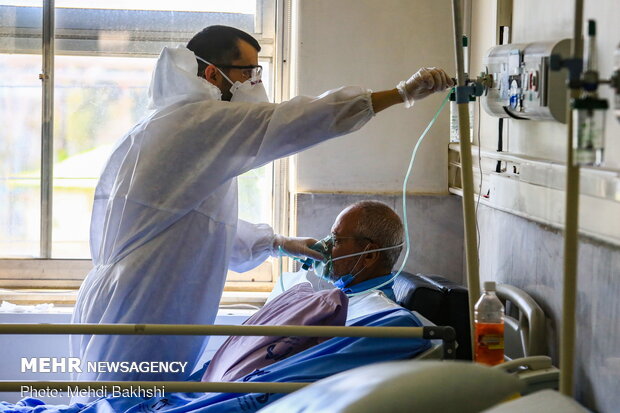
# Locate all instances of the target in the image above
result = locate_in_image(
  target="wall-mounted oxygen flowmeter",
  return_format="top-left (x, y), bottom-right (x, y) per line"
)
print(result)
top-left (548, 20), bottom-right (620, 166)
top-left (482, 40), bottom-right (571, 123)
top-left (480, 27), bottom-right (620, 167)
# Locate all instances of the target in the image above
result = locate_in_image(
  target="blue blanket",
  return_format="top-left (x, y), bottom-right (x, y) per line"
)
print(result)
top-left (1, 308), bottom-right (429, 413)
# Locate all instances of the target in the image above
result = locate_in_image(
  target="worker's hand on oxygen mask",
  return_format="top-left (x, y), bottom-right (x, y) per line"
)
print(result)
top-left (272, 235), bottom-right (325, 261)
top-left (397, 67), bottom-right (454, 108)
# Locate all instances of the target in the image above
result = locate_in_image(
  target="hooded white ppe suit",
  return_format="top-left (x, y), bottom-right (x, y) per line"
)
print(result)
top-left (70, 46), bottom-right (375, 391)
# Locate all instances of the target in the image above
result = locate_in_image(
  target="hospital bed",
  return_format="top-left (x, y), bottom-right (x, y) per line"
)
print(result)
top-left (0, 273), bottom-right (567, 412)
top-left (256, 275), bottom-right (569, 412)
top-left (0, 275), bottom-right (457, 411)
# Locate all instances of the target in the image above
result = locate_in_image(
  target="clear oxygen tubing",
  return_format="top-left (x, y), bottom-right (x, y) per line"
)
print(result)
top-left (275, 91), bottom-right (451, 297)
top-left (346, 91), bottom-right (452, 298)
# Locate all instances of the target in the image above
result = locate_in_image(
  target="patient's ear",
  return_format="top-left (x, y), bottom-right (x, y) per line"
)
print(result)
top-left (363, 244), bottom-right (381, 267)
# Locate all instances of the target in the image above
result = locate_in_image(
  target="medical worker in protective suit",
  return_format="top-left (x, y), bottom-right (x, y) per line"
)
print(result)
top-left (70, 25), bottom-right (453, 391)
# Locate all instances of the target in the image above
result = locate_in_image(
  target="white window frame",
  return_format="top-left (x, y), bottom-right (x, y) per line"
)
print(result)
top-left (0, 0), bottom-right (293, 293)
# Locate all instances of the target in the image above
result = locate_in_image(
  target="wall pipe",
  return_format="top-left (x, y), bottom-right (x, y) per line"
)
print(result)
top-left (451, 0), bottom-right (480, 358)
top-left (560, 0), bottom-right (584, 397)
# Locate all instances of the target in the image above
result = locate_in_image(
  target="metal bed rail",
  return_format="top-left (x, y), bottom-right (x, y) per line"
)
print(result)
top-left (0, 381), bottom-right (306, 394)
top-left (0, 323), bottom-right (456, 393)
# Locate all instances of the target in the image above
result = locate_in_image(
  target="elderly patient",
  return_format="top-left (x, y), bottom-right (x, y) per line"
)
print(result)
top-left (314, 200), bottom-right (405, 310)
top-left (272, 199), bottom-right (409, 321)
top-left (200, 200), bottom-right (427, 385)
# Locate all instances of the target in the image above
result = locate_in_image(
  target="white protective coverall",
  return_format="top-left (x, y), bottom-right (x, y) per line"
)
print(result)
top-left (70, 46), bottom-right (375, 389)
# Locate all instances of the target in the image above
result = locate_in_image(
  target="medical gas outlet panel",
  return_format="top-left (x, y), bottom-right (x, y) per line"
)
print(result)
top-left (482, 39), bottom-right (571, 123)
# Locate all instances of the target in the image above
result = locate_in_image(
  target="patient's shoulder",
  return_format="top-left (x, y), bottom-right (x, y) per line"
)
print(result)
top-left (347, 306), bottom-right (423, 329)
top-left (346, 290), bottom-right (417, 325)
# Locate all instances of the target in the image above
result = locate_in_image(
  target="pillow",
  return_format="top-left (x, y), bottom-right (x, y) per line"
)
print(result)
top-left (257, 360), bottom-right (524, 413)
top-left (481, 389), bottom-right (589, 412)
top-left (202, 282), bottom-right (347, 382)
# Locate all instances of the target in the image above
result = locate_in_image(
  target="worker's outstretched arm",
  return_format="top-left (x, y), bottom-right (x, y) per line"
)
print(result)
top-left (371, 67), bottom-right (454, 113)
top-left (370, 89), bottom-right (403, 113)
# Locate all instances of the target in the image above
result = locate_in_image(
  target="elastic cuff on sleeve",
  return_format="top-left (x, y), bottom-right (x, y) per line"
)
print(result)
top-left (363, 89), bottom-right (376, 116)
top-left (269, 234), bottom-right (281, 257)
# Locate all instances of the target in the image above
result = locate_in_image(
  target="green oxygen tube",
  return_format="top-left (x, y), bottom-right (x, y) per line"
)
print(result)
top-left (275, 91), bottom-right (452, 297)
top-left (346, 91), bottom-right (452, 297)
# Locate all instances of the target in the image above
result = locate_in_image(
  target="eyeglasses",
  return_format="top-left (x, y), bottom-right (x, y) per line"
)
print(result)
top-left (330, 233), bottom-right (374, 247)
top-left (216, 64), bottom-right (263, 81)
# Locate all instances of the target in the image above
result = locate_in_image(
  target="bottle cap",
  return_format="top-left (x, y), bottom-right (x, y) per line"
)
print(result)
top-left (483, 281), bottom-right (496, 291)
top-left (588, 20), bottom-right (596, 36)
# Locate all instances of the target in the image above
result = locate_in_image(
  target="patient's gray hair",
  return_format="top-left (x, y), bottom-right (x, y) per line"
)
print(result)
top-left (349, 200), bottom-right (404, 270)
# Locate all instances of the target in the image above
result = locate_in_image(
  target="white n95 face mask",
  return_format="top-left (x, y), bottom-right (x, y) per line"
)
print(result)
top-left (195, 55), bottom-right (269, 103)
top-left (226, 76), bottom-right (269, 103)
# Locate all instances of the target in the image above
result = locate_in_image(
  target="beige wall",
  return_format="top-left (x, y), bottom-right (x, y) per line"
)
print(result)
top-left (293, 0), bottom-right (456, 194)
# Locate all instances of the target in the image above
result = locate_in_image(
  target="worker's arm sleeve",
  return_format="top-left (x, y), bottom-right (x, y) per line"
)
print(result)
top-left (128, 86), bottom-right (375, 211)
top-left (228, 219), bottom-right (275, 273)
top-left (244, 86), bottom-right (376, 173)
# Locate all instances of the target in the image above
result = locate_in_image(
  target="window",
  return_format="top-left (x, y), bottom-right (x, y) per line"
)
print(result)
top-left (0, 0), bottom-right (285, 291)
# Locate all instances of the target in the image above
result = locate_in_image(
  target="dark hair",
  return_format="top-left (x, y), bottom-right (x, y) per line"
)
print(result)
top-left (186, 25), bottom-right (261, 78)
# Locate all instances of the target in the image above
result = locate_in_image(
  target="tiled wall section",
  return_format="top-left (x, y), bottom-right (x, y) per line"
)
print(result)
top-left (477, 204), bottom-right (620, 413)
top-left (295, 193), bottom-right (465, 285)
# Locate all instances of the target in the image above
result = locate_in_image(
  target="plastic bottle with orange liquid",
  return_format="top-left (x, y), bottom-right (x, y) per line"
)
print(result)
top-left (474, 281), bottom-right (505, 365)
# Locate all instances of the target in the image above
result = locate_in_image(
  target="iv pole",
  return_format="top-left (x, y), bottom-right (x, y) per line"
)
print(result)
top-left (559, 0), bottom-right (584, 397)
top-left (451, 0), bottom-right (480, 357)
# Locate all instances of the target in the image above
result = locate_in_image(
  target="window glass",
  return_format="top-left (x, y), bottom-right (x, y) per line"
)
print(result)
top-left (51, 55), bottom-right (152, 258)
top-left (0, 1), bottom-right (42, 257)
top-left (0, 1), bottom-right (276, 260)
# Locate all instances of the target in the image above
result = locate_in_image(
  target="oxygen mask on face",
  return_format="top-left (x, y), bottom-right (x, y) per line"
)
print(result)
top-left (300, 235), bottom-right (334, 276)
top-left (304, 235), bottom-right (405, 284)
